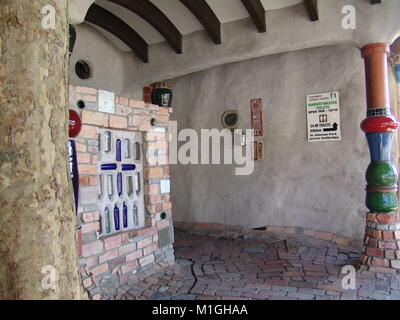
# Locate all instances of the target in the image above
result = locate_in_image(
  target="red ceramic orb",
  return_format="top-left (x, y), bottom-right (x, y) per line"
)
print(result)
top-left (361, 116), bottom-right (399, 133)
top-left (69, 110), bottom-right (82, 138)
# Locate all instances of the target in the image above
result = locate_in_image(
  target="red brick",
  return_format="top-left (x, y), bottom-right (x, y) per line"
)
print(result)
top-left (334, 236), bottom-right (351, 246)
top-left (147, 195), bottom-right (163, 204)
top-left (117, 96), bottom-right (129, 105)
top-left (82, 240), bottom-right (103, 257)
top-left (118, 243), bottom-right (137, 256)
top-left (79, 176), bottom-right (90, 186)
top-left (130, 99), bottom-right (146, 108)
top-left (145, 184), bottom-right (159, 195)
top-left (99, 249), bottom-right (119, 263)
top-left (89, 176), bottom-right (99, 186)
top-left (104, 235), bottom-right (122, 250)
top-left (108, 256), bottom-right (126, 270)
top-left (81, 110), bottom-right (108, 126)
top-left (81, 222), bottom-right (100, 234)
top-left (156, 219), bottom-right (170, 230)
top-left (82, 277), bottom-right (93, 289)
top-left (139, 254), bottom-right (154, 267)
top-left (75, 142), bottom-right (87, 152)
top-left (79, 125), bottom-right (97, 138)
top-left (137, 237), bottom-right (152, 249)
top-left (305, 230), bottom-right (333, 241)
top-left (144, 167), bottom-right (163, 179)
top-left (378, 241), bottom-right (397, 250)
top-left (90, 263), bottom-right (108, 276)
top-left (376, 213), bottom-right (399, 224)
top-left (82, 211), bottom-right (100, 223)
top-left (77, 153), bottom-right (91, 164)
top-left (143, 243), bottom-right (159, 256)
top-left (385, 250), bottom-right (396, 259)
top-left (115, 104), bottom-right (132, 116)
top-left (126, 250), bottom-right (143, 262)
top-left (395, 231), bottom-right (400, 239)
top-left (366, 247), bottom-right (383, 257)
top-left (121, 261), bottom-right (139, 274)
top-left (383, 231), bottom-right (394, 241)
top-left (109, 115), bottom-right (127, 129)
top-left (79, 164), bottom-right (97, 175)
top-left (76, 86), bottom-right (97, 95)
top-left (391, 260), bottom-right (400, 269)
top-left (371, 257), bottom-right (389, 267)
top-left (372, 230), bottom-right (382, 239)
top-left (162, 202), bottom-right (172, 210)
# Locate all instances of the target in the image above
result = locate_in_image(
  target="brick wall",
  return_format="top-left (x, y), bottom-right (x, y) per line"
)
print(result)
top-left (69, 85), bottom-right (174, 299)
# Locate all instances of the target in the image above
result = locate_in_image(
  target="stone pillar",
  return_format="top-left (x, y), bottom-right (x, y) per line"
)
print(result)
top-left (359, 43), bottom-right (400, 273)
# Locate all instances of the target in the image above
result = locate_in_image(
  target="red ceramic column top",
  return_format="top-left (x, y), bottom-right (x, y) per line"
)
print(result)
top-left (361, 43), bottom-right (391, 110)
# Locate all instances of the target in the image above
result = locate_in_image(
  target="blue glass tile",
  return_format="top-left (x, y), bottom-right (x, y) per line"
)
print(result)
top-left (116, 139), bottom-right (121, 162)
top-left (101, 163), bottom-right (117, 170)
top-left (114, 205), bottom-right (120, 231)
top-left (117, 172), bottom-right (122, 197)
top-left (123, 202), bottom-right (128, 228)
top-left (104, 207), bottom-right (111, 233)
top-left (133, 202), bottom-right (138, 226)
top-left (122, 164), bottom-right (136, 171)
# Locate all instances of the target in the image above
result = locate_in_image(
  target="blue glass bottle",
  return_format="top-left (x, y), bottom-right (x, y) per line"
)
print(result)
top-left (117, 172), bottom-right (122, 197)
top-left (114, 204), bottom-right (120, 231)
top-left (133, 202), bottom-right (138, 226)
top-left (123, 202), bottom-right (128, 228)
top-left (104, 207), bottom-right (111, 233)
top-left (116, 139), bottom-right (121, 162)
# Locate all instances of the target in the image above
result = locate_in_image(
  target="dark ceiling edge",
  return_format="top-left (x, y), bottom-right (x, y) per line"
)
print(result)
top-left (106, 0), bottom-right (182, 54)
top-left (370, 0), bottom-right (382, 4)
top-left (304, 0), bottom-right (319, 21)
top-left (241, 0), bottom-right (266, 33)
top-left (85, 4), bottom-right (149, 63)
top-left (179, 0), bottom-right (221, 45)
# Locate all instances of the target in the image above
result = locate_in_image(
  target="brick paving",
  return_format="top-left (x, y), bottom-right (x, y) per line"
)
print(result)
top-left (103, 230), bottom-right (400, 300)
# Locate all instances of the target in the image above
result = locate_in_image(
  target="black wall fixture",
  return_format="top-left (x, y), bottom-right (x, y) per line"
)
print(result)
top-left (75, 60), bottom-right (91, 80)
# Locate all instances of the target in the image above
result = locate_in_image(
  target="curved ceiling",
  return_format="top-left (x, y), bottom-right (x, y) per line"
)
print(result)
top-left (82, 0), bottom-right (379, 62)
top-left (90, 0), bottom-right (303, 55)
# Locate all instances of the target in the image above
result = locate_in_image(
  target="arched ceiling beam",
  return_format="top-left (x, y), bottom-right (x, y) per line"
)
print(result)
top-left (105, 0), bottom-right (182, 54)
top-left (304, 0), bottom-right (319, 21)
top-left (241, 0), bottom-right (266, 33)
top-left (85, 4), bottom-right (149, 63)
top-left (179, 0), bottom-right (221, 45)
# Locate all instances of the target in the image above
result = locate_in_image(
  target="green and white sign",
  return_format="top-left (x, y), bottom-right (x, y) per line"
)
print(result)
top-left (307, 91), bottom-right (341, 142)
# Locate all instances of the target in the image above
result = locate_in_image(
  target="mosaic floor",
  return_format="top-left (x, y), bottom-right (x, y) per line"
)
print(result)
top-left (103, 230), bottom-right (400, 300)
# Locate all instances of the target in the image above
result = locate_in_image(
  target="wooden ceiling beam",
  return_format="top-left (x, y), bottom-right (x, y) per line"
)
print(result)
top-left (106, 0), bottom-right (182, 54)
top-left (304, 0), bottom-right (319, 21)
top-left (85, 4), bottom-right (148, 62)
top-left (179, 0), bottom-right (221, 44)
top-left (241, 0), bottom-right (266, 33)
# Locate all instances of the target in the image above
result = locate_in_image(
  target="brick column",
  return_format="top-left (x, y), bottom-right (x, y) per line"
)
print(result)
top-left (359, 43), bottom-right (400, 273)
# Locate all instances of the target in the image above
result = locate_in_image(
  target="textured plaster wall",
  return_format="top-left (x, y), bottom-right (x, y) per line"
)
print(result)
top-left (69, 23), bottom-right (140, 99)
top-left (169, 44), bottom-right (371, 240)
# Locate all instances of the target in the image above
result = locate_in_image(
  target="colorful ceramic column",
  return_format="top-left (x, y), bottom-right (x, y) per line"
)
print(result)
top-left (360, 43), bottom-right (400, 272)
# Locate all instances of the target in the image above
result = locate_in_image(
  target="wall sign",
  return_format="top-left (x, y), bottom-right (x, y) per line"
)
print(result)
top-left (250, 98), bottom-right (263, 136)
top-left (307, 92), bottom-right (341, 142)
top-left (99, 90), bottom-right (115, 114)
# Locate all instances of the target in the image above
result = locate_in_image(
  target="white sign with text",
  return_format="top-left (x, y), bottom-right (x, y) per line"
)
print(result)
top-left (307, 92), bottom-right (341, 142)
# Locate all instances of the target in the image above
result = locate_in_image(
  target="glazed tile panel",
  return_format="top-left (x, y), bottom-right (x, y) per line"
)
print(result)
top-left (98, 129), bottom-right (145, 236)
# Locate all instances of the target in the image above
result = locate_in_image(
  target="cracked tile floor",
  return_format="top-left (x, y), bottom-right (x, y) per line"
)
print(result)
top-left (101, 230), bottom-right (400, 300)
